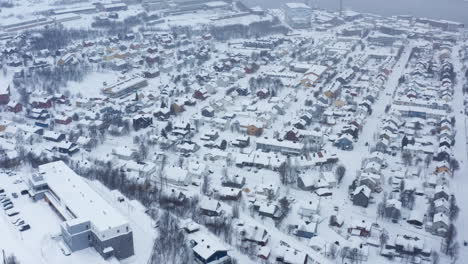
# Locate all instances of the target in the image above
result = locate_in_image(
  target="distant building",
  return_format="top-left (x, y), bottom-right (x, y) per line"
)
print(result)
top-left (0, 85), bottom-right (10, 104)
top-left (28, 161), bottom-right (134, 260)
top-left (101, 76), bottom-right (148, 98)
top-left (283, 2), bottom-right (312, 28)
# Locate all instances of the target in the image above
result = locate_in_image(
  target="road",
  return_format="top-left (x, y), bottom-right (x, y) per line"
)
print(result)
top-left (450, 44), bottom-right (468, 263)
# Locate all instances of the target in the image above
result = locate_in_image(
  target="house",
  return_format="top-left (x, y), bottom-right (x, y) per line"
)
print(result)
top-left (7, 101), bottom-right (22, 113)
top-left (55, 115), bottom-right (72, 125)
top-left (434, 197), bottom-right (450, 215)
top-left (193, 88), bottom-right (209, 100)
top-left (160, 188), bottom-right (187, 205)
top-left (352, 185), bottom-right (371, 207)
top-left (293, 221), bottom-right (318, 239)
top-left (240, 225), bottom-right (269, 246)
top-left (201, 106), bottom-right (215, 118)
top-left (257, 246), bottom-right (271, 260)
top-left (221, 174), bottom-right (245, 188)
top-left (256, 89), bottom-right (270, 99)
top-left (143, 69), bottom-right (160, 78)
top-left (256, 138), bottom-right (304, 155)
top-left (359, 172), bottom-right (382, 192)
top-left (232, 136), bottom-right (250, 148)
top-left (0, 85), bottom-right (10, 104)
top-left (282, 249), bottom-right (309, 264)
top-left (434, 185), bottom-right (450, 200)
top-left (57, 141), bottom-right (79, 155)
top-left (132, 114), bottom-right (153, 130)
top-left (31, 97), bottom-right (53, 108)
top-left (112, 146), bottom-right (135, 160)
top-left (199, 198), bottom-right (222, 216)
top-left (0, 149), bottom-right (20, 168)
top-left (171, 102), bottom-right (185, 114)
top-left (154, 107), bottom-right (171, 120)
top-left (348, 219), bottom-right (371, 237)
top-left (258, 203), bottom-right (280, 219)
top-left (384, 199), bottom-right (402, 221)
top-left (298, 199), bottom-right (319, 218)
top-left (407, 207), bottom-right (426, 228)
top-left (393, 234), bottom-right (428, 257)
top-left (43, 131), bottom-right (66, 142)
top-left (163, 167), bottom-right (191, 186)
top-left (76, 136), bottom-right (93, 149)
top-left (297, 174), bottom-right (315, 191)
top-left (218, 187), bottom-right (242, 201)
top-left (191, 235), bottom-right (230, 264)
top-left (334, 134), bottom-right (353, 150)
top-left (431, 213), bottom-right (449, 236)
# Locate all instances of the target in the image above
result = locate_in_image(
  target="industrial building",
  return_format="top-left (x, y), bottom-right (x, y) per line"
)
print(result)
top-left (28, 161), bottom-right (134, 260)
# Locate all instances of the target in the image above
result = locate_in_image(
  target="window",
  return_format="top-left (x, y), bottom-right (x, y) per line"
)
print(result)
top-left (88, 234), bottom-right (91, 241)
top-left (126, 226), bottom-right (129, 232)
top-left (117, 229), bottom-right (120, 233)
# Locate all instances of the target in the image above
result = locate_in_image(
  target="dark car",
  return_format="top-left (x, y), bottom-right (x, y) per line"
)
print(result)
top-left (19, 224), bottom-right (30, 232)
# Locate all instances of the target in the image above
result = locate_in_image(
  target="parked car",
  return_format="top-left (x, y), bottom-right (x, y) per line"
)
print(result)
top-left (12, 193), bottom-right (18, 199)
top-left (3, 204), bottom-right (13, 211)
top-left (18, 224), bottom-right (30, 232)
top-left (6, 209), bottom-right (19, 217)
top-left (11, 217), bottom-right (22, 225)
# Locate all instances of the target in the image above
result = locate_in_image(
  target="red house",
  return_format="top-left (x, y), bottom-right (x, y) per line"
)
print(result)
top-left (145, 54), bottom-right (159, 64)
top-left (7, 101), bottom-right (22, 113)
top-left (193, 89), bottom-right (209, 100)
top-left (256, 89), bottom-right (270, 99)
top-left (284, 129), bottom-right (299, 141)
top-left (0, 85), bottom-right (10, 105)
top-left (55, 115), bottom-right (72, 125)
top-left (31, 97), bottom-right (52, 108)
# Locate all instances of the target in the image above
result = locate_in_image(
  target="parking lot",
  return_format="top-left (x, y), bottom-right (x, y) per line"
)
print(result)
top-left (0, 169), bottom-right (111, 264)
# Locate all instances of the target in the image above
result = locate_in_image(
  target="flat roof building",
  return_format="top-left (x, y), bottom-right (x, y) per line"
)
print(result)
top-left (29, 161), bottom-right (134, 260)
top-left (283, 2), bottom-right (312, 29)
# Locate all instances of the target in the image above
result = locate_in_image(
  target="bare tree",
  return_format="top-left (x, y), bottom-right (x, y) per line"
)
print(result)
top-left (201, 174), bottom-right (211, 195)
top-left (6, 254), bottom-right (20, 264)
top-left (336, 165), bottom-right (346, 185)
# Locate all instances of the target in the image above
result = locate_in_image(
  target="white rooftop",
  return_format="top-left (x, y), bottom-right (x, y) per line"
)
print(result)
top-left (38, 161), bottom-right (129, 233)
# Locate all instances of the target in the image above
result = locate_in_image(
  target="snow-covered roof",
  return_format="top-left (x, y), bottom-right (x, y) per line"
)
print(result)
top-left (285, 2), bottom-right (311, 9)
top-left (38, 161), bottom-right (130, 234)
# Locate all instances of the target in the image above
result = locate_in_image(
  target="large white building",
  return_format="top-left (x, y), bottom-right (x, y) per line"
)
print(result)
top-left (29, 161), bottom-right (134, 259)
top-left (283, 2), bottom-right (312, 28)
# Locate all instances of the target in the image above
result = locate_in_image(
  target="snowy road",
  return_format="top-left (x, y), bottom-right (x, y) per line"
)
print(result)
top-left (450, 44), bottom-right (468, 262)
top-left (335, 42), bottom-right (413, 200)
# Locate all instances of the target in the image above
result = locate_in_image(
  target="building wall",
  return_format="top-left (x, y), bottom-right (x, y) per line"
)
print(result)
top-left (62, 223), bottom-right (92, 251)
top-left (91, 231), bottom-right (134, 260)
